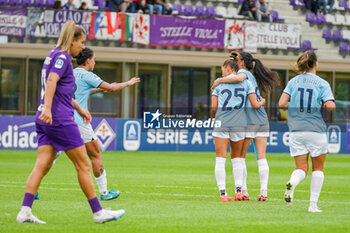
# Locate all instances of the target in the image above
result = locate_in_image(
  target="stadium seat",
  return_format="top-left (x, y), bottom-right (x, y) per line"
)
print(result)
top-left (183, 5), bottom-right (194, 16)
top-left (339, 1), bottom-right (350, 11)
top-left (194, 5), bottom-right (205, 16)
top-left (94, 0), bottom-right (108, 10)
top-left (10, 0), bottom-right (21, 5)
top-left (270, 10), bottom-right (285, 22)
top-left (335, 13), bottom-right (346, 25)
top-left (322, 29), bottom-right (333, 40)
top-left (325, 14), bottom-right (336, 24)
top-left (300, 40), bottom-right (317, 50)
top-left (316, 13), bottom-right (329, 24)
top-left (342, 30), bottom-right (350, 41)
top-left (21, 0), bottom-right (31, 5)
top-left (306, 12), bottom-right (316, 23)
top-left (215, 4), bottom-right (227, 18)
top-left (172, 4), bottom-right (183, 15)
top-left (33, 0), bottom-right (44, 6)
top-left (45, 0), bottom-right (54, 6)
top-left (290, 0), bottom-right (305, 7)
top-left (206, 5), bottom-right (221, 17)
top-left (226, 3), bottom-right (245, 18)
top-left (333, 30), bottom-right (344, 41)
top-left (339, 42), bottom-right (349, 52)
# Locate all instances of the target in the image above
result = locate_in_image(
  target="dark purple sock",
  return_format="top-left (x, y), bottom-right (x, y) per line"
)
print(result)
top-left (88, 197), bottom-right (103, 213)
top-left (22, 192), bottom-right (35, 208)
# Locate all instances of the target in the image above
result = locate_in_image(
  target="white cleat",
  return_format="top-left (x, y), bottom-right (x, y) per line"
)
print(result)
top-left (16, 211), bottom-right (46, 224)
top-left (93, 209), bottom-right (125, 224)
top-left (308, 205), bottom-right (323, 213)
top-left (284, 181), bottom-right (294, 207)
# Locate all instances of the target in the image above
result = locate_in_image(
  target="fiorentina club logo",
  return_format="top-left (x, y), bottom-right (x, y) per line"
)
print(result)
top-left (94, 119), bottom-right (116, 151)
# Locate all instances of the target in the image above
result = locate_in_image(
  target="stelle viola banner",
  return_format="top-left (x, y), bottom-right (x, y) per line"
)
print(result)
top-left (0, 7), bottom-right (27, 38)
top-left (2, 6), bottom-right (301, 50)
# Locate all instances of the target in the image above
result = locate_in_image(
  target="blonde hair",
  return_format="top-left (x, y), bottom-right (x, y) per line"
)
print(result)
top-left (56, 20), bottom-right (85, 53)
top-left (294, 50), bottom-right (317, 74)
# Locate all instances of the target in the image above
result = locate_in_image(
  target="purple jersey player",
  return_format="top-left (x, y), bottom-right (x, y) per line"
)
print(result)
top-left (16, 20), bottom-right (125, 224)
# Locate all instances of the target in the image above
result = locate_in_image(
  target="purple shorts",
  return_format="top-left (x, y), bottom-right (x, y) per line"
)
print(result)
top-left (36, 123), bottom-right (84, 152)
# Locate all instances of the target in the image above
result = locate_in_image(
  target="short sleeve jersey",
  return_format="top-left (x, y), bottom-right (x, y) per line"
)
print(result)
top-left (212, 79), bottom-right (255, 128)
top-left (35, 47), bottom-right (75, 126)
top-left (237, 69), bottom-right (269, 125)
top-left (283, 73), bottom-right (335, 132)
top-left (73, 68), bottom-right (103, 126)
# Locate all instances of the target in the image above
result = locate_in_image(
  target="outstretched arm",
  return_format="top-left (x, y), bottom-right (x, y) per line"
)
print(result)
top-left (99, 77), bottom-right (140, 92)
top-left (211, 73), bottom-right (247, 91)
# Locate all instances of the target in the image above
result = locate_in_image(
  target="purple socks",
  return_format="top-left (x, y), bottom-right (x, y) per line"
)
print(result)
top-left (88, 197), bottom-right (103, 213)
top-left (22, 192), bottom-right (35, 208)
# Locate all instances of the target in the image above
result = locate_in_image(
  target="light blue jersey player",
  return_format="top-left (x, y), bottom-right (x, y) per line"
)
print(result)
top-left (72, 48), bottom-right (139, 201)
top-left (283, 73), bottom-right (334, 133)
top-left (73, 67), bottom-right (103, 126)
top-left (279, 51), bottom-right (336, 212)
top-left (211, 51), bottom-right (280, 201)
top-left (212, 59), bottom-right (265, 203)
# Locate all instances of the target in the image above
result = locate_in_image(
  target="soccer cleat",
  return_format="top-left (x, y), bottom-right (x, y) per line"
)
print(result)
top-left (16, 211), bottom-right (46, 224)
top-left (242, 194), bottom-right (250, 201)
top-left (257, 195), bottom-right (267, 201)
top-left (221, 195), bottom-right (234, 202)
top-left (34, 192), bottom-right (40, 200)
top-left (284, 181), bottom-right (294, 206)
top-left (93, 209), bottom-right (125, 223)
top-left (52, 151), bottom-right (61, 165)
top-left (308, 205), bottom-right (323, 213)
top-left (100, 188), bottom-right (121, 201)
top-left (234, 191), bottom-right (243, 201)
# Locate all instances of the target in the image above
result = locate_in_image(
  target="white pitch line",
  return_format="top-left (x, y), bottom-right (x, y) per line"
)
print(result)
top-left (0, 181), bottom-right (349, 195)
top-left (0, 184), bottom-right (350, 205)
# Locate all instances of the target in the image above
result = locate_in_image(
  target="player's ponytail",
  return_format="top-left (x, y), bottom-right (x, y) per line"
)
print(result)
top-left (230, 51), bottom-right (280, 94)
top-left (57, 20), bottom-right (85, 54)
top-left (294, 50), bottom-right (317, 74)
top-left (76, 47), bottom-right (94, 66)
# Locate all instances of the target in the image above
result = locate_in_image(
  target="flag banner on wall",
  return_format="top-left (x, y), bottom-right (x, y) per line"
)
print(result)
top-left (89, 12), bottom-right (133, 41)
top-left (43, 10), bottom-right (91, 37)
top-left (254, 23), bottom-right (301, 49)
top-left (0, 7), bottom-right (27, 38)
top-left (133, 15), bottom-right (230, 49)
top-left (26, 8), bottom-right (45, 38)
top-left (224, 19), bottom-right (245, 50)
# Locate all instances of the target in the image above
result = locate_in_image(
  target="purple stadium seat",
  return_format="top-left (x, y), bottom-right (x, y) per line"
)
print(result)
top-left (33, 0), bottom-right (44, 6)
top-left (45, 0), bottom-right (54, 6)
top-left (339, 42), bottom-right (349, 52)
top-left (10, 0), bottom-right (21, 5)
top-left (183, 5), bottom-right (194, 16)
top-left (333, 30), bottom-right (344, 41)
top-left (94, 0), bottom-right (108, 10)
top-left (316, 13), bottom-right (330, 24)
top-left (301, 40), bottom-right (317, 50)
top-left (194, 5), bottom-right (205, 16)
top-left (339, 1), bottom-right (350, 11)
top-left (206, 5), bottom-right (221, 17)
top-left (290, 0), bottom-right (305, 7)
top-left (270, 10), bottom-right (285, 22)
top-left (21, 0), bottom-right (31, 5)
top-left (322, 29), bottom-right (332, 39)
top-left (306, 12), bottom-right (316, 23)
top-left (173, 4), bottom-right (183, 15)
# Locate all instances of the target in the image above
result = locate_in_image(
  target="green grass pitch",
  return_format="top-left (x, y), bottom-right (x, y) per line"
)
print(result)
top-left (0, 150), bottom-right (349, 233)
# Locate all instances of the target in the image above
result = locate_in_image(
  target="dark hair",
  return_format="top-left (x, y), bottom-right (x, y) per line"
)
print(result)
top-left (294, 50), bottom-right (317, 74)
top-left (230, 51), bottom-right (280, 94)
top-left (76, 47), bottom-right (94, 66)
top-left (222, 59), bottom-right (238, 72)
